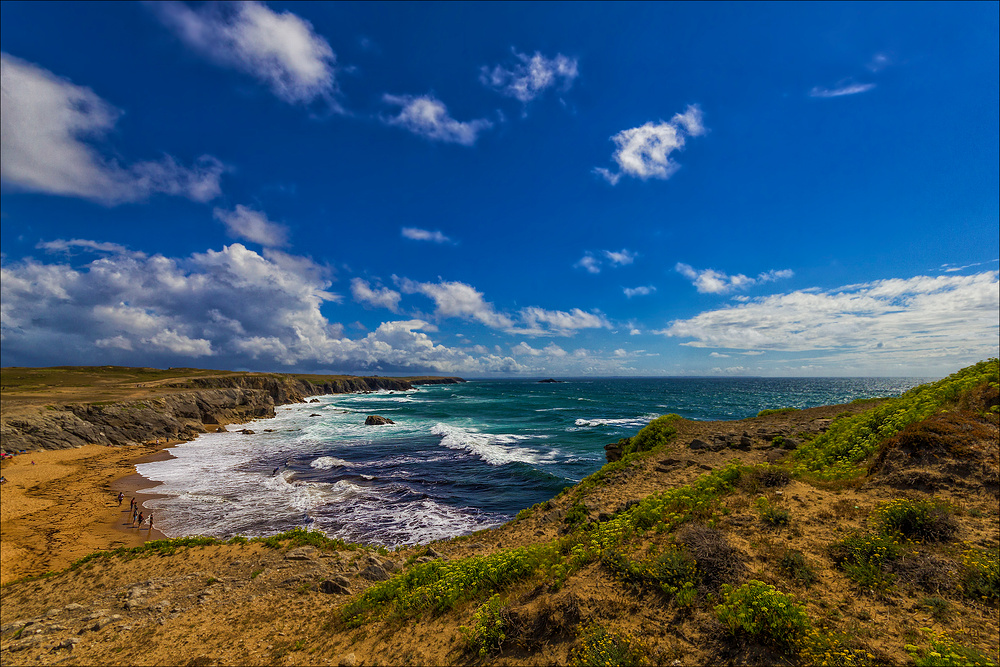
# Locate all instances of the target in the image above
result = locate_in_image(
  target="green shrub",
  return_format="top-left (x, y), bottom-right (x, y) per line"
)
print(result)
top-left (793, 359), bottom-right (999, 479)
top-left (758, 407), bottom-right (798, 417)
top-left (756, 497), bottom-right (791, 526)
top-left (459, 594), bottom-right (510, 658)
top-left (873, 499), bottom-right (957, 542)
top-left (714, 580), bottom-right (811, 647)
top-left (959, 547), bottom-right (999, 604)
top-left (604, 546), bottom-right (698, 605)
top-left (906, 630), bottom-right (997, 667)
top-left (341, 545), bottom-right (547, 626)
top-left (622, 414), bottom-right (682, 457)
top-left (571, 624), bottom-right (646, 667)
top-left (829, 532), bottom-right (902, 592)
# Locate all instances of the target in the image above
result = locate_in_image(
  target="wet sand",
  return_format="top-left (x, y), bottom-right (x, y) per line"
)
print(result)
top-left (0, 442), bottom-right (174, 585)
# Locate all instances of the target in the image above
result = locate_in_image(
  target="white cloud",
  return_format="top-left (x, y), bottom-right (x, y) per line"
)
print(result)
top-left (809, 82), bottom-right (876, 98)
top-left (351, 278), bottom-right (401, 313)
top-left (866, 53), bottom-right (892, 73)
top-left (401, 227), bottom-right (452, 244)
top-left (0, 242), bottom-right (538, 374)
top-left (675, 263), bottom-right (794, 294)
top-left (1, 53), bottom-right (224, 205)
top-left (575, 249), bottom-right (637, 274)
top-left (623, 285), bottom-right (656, 298)
top-left (662, 272), bottom-right (1000, 367)
top-left (213, 205), bottom-right (289, 247)
top-left (630, 328), bottom-right (641, 336)
top-left (575, 254), bottom-right (603, 274)
top-left (37, 239), bottom-right (146, 259)
top-left (382, 94), bottom-right (492, 146)
top-left (480, 49), bottom-right (578, 104)
top-left (396, 277), bottom-right (514, 328)
top-left (709, 352), bottom-right (730, 358)
top-left (153, 1), bottom-right (337, 106)
top-left (514, 307), bottom-right (611, 337)
top-left (595, 105), bottom-right (706, 185)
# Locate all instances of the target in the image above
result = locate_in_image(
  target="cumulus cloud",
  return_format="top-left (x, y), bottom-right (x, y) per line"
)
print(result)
top-left (595, 105), bottom-right (705, 185)
top-left (809, 81), bottom-right (876, 98)
top-left (575, 249), bottom-right (638, 274)
top-left (623, 285), bottom-right (656, 298)
top-left (382, 94), bottom-right (492, 146)
top-left (480, 49), bottom-right (578, 104)
top-left (401, 227), bottom-right (452, 244)
top-left (1, 53), bottom-right (224, 205)
top-left (351, 278), bottom-right (401, 312)
top-left (213, 205), bottom-right (289, 247)
top-left (395, 277), bottom-right (514, 328)
top-left (675, 263), bottom-right (793, 294)
top-left (0, 242), bottom-right (536, 374)
top-left (153, 1), bottom-right (338, 106)
top-left (661, 272), bottom-right (1000, 367)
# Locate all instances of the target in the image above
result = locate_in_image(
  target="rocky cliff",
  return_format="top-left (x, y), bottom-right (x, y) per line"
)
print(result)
top-left (0, 374), bottom-right (462, 454)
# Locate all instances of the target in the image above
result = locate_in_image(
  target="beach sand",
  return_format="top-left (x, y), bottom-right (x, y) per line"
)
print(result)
top-left (0, 443), bottom-right (172, 585)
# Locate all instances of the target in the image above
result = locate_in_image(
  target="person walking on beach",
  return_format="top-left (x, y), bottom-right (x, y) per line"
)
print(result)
top-left (117, 492), bottom-right (124, 506)
top-left (132, 506), bottom-right (138, 526)
top-left (137, 512), bottom-right (144, 528)
top-left (148, 514), bottom-right (154, 531)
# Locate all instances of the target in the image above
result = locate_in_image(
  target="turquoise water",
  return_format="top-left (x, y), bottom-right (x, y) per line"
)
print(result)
top-left (137, 377), bottom-right (927, 546)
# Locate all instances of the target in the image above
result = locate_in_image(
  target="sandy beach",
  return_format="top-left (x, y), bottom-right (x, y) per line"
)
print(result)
top-left (0, 443), bottom-right (172, 585)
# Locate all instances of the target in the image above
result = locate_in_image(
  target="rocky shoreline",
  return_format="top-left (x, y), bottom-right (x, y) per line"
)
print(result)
top-left (0, 374), bottom-right (464, 454)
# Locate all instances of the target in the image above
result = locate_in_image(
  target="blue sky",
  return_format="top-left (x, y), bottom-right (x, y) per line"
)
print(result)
top-left (1, 1), bottom-right (997, 377)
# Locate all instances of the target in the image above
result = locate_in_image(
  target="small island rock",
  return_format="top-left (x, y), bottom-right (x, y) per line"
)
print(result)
top-left (365, 415), bottom-right (395, 425)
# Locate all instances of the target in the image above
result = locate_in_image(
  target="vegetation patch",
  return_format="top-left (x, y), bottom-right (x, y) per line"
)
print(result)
top-left (459, 594), bottom-right (510, 658)
top-left (829, 531), bottom-right (903, 593)
top-left (873, 498), bottom-right (958, 543)
top-left (906, 630), bottom-right (998, 667)
top-left (571, 624), bottom-right (646, 667)
top-left (793, 359), bottom-right (999, 479)
top-left (756, 497), bottom-right (791, 527)
top-left (603, 545), bottom-right (699, 605)
top-left (799, 629), bottom-right (878, 666)
top-left (340, 545), bottom-right (550, 626)
top-left (757, 407), bottom-right (798, 417)
top-left (714, 580), bottom-right (811, 648)
top-left (958, 546), bottom-right (999, 604)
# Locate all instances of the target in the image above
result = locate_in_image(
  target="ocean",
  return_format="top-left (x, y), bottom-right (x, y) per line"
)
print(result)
top-left (136, 377), bottom-right (927, 546)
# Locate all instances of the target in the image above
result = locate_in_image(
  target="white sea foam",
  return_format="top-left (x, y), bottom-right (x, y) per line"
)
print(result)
top-left (573, 416), bottom-right (655, 428)
top-left (430, 423), bottom-right (547, 466)
top-left (310, 456), bottom-right (354, 469)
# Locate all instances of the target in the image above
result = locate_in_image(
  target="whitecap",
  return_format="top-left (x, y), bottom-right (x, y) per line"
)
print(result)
top-left (310, 456), bottom-right (353, 469)
top-left (430, 423), bottom-right (545, 466)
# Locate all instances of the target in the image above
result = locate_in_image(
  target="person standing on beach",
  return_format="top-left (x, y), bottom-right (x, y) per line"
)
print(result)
top-left (148, 514), bottom-right (154, 531)
top-left (132, 506), bottom-right (138, 525)
top-left (117, 492), bottom-right (124, 506)
top-left (137, 512), bottom-right (144, 528)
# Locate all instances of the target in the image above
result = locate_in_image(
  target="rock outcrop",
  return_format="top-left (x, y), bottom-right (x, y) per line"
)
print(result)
top-left (364, 416), bottom-right (394, 426)
top-left (1, 374), bottom-right (462, 454)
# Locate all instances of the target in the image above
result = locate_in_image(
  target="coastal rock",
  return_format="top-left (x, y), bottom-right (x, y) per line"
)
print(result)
top-left (339, 653), bottom-right (358, 667)
top-left (309, 398), bottom-right (321, 403)
top-left (688, 439), bottom-right (710, 450)
top-left (239, 429), bottom-right (255, 435)
top-left (538, 378), bottom-right (565, 383)
top-left (320, 577), bottom-right (351, 595)
top-left (285, 546), bottom-right (319, 561)
top-left (364, 415), bottom-right (395, 426)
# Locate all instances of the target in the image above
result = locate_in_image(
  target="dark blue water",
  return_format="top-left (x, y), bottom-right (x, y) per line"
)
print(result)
top-left (137, 377), bottom-right (927, 546)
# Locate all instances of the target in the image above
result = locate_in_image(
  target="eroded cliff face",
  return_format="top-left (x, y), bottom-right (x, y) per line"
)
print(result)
top-left (0, 375), bottom-right (462, 453)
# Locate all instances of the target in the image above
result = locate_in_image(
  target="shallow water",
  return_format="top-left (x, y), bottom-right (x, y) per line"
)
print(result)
top-left (137, 376), bottom-right (927, 546)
